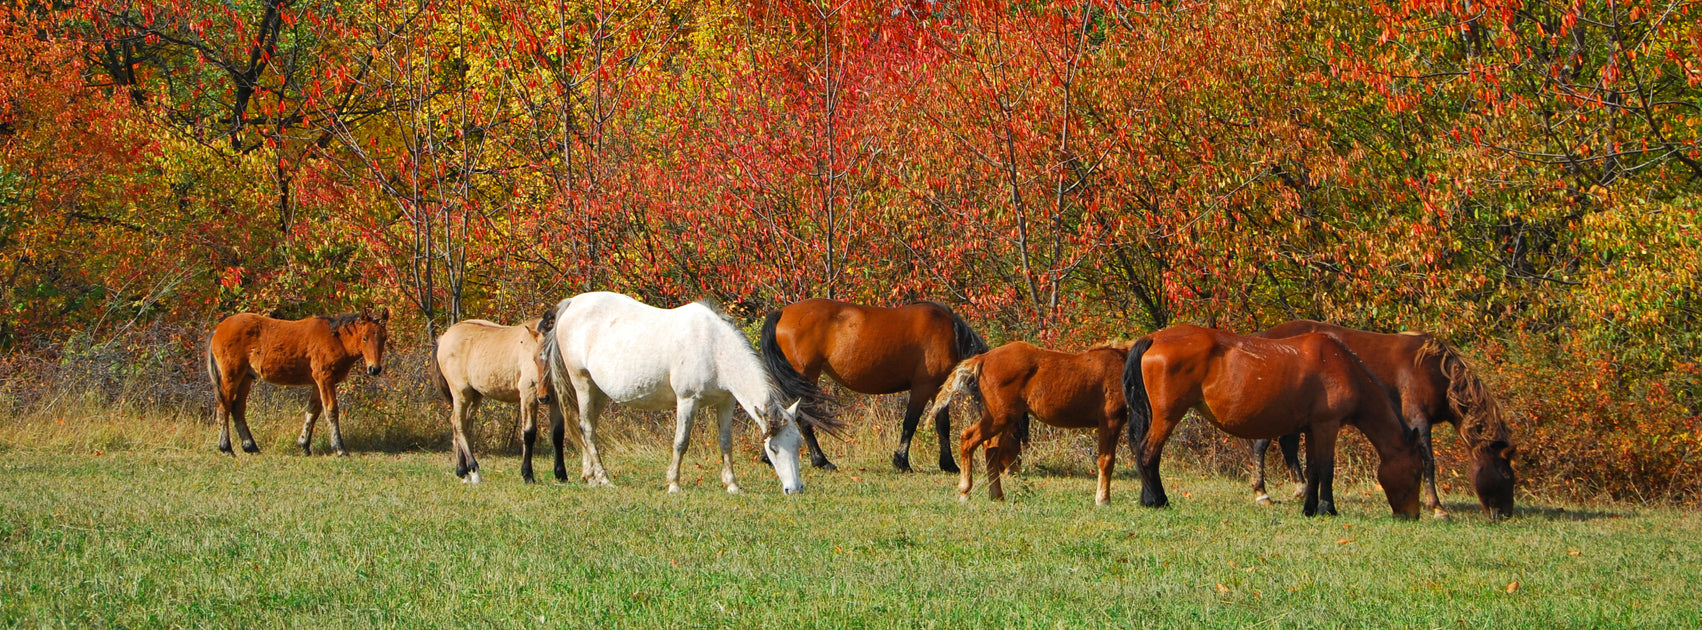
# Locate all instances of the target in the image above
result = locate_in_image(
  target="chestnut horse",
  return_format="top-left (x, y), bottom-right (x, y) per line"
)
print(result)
top-left (206, 310), bottom-right (390, 457)
top-left (759, 299), bottom-right (988, 472)
top-left (926, 341), bottom-right (1130, 504)
top-left (1124, 324), bottom-right (1423, 518)
top-left (1247, 320), bottom-right (1517, 519)
top-left (428, 318), bottom-right (572, 484)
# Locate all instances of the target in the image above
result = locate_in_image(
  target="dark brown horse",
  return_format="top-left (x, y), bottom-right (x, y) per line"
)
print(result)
top-left (206, 310), bottom-right (390, 456)
top-left (1248, 320), bottom-right (1517, 519)
top-left (1124, 324), bottom-right (1424, 518)
top-left (760, 299), bottom-right (988, 472)
top-left (927, 341), bottom-right (1130, 504)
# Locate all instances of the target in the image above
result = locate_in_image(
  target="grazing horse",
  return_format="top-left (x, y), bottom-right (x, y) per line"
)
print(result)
top-left (206, 310), bottom-right (390, 457)
top-left (1124, 324), bottom-right (1423, 518)
top-left (539, 292), bottom-right (846, 494)
top-left (759, 299), bottom-right (988, 472)
top-left (1247, 321), bottom-right (1517, 519)
top-left (428, 318), bottom-right (573, 484)
top-left (926, 341), bottom-right (1131, 504)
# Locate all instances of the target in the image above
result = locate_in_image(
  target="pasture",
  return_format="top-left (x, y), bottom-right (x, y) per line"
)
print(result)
top-left (2, 415), bottom-right (1697, 628)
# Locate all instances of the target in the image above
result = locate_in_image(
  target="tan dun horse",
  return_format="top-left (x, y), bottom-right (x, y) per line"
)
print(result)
top-left (429, 318), bottom-right (574, 484)
top-left (927, 341), bottom-right (1131, 504)
top-left (206, 310), bottom-right (390, 456)
top-left (1124, 324), bottom-right (1423, 518)
top-left (1248, 320), bottom-right (1517, 519)
top-left (760, 299), bottom-right (988, 472)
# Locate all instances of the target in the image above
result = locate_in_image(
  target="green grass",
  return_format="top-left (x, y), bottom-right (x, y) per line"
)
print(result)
top-left (2, 423), bottom-right (1700, 628)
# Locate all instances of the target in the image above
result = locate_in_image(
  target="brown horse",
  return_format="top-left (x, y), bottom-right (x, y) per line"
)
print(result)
top-left (1124, 324), bottom-right (1424, 518)
top-left (1248, 320), bottom-right (1517, 519)
top-left (927, 341), bottom-right (1130, 504)
top-left (206, 310), bottom-right (390, 456)
top-left (759, 299), bottom-right (988, 472)
top-left (428, 317), bottom-right (573, 484)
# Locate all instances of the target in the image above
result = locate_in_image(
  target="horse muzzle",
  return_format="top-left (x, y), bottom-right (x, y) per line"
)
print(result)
top-left (368, 364), bottom-right (384, 376)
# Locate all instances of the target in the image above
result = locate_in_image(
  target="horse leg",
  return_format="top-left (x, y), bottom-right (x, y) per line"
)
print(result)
top-left (985, 436), bottom-right (1008, 501)
top-left (1302, 424), bottom-right (1340, 517)
top-left (545, 400), bottom-right (571, 482)
top-left (666, 397), bottom-right (700, 494)
top-left (1249, 439), bottom-right (1271, 504)
top-left (520, 396), bottom-right (540, 484)
top-left (1279, 432), bottom-right (1305, 499)
top-left (222, 377), bottom-right (256, 454)
top-left (956, 418), bottom-right (993, 502)
top-left (449, 393), bottom-right (480, 482)
top-left (926, 382), bottom-right (961, 474)
top-left (716, 404), bottom-right (741, 494)
top-left (892, 387), bottom-right (931, 473)
top-left (1410, 416), bottom-right (1446, 519)
top-left (574, 384), bottom-right (612, 486)
top-left (314, 381), bottom-right (348, 457)
top-left (1096, 416), bottom-right (1126, 506)
top-left (1135, 405), bottom-right (1185, 508)
top-left (297, 386), bottom-right (319, 456)
top-left (214, 373), bottom-right (243, 456)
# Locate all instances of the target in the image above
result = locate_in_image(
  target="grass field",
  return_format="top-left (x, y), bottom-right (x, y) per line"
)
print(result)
top-left (3, 417), bottom-right (1699, 630)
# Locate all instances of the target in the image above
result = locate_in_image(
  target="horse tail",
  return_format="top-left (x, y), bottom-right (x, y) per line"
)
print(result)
top-left (758, 309), bottom-right (836, 422)
top-left (540, 298), bottom-right (578, 414)
top-left (1417, 336), bottom-right (1514, 450)
top-left (947, 306), bottom-right (989, 360)
top-left (427, 341), bottom-right (452, 403)
top-left (1123, 337), bottom-right (1156, 455)
top-left (926, 355), bottom-right (984, 428)
top-left (205, 331), bottom-right (222, 397)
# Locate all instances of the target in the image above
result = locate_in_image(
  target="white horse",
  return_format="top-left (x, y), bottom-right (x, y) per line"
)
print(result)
top-left (539, 292), bottom-right (841, 494)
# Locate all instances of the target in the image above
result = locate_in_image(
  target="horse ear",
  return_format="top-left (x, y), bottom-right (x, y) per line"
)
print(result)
top-left (378, 307), bottom-right (390, 322)
top-left (1488, 440), bottom-right (1515, 461)
top-left (784, 400), bottom-right (800, 419)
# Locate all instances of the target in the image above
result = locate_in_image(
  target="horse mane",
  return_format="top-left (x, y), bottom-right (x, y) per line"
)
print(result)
top-left (1415, 336), bottom-right (1514, 450)
top-left (319, 313), bottom-right (366, 332)
top-left (692, 298), bottom-right (738, 326)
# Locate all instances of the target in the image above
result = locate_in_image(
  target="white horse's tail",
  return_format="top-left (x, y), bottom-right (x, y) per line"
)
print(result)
top-left (540, 298), bottom-right (575, 412)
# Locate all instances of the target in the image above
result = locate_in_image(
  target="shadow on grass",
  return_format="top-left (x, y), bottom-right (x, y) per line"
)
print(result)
top-left (1514, 504), bottom-right (1628, 522)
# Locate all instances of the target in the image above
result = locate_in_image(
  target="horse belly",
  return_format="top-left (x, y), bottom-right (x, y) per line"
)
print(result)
top-left (249, 351), bottom-right (314, 386)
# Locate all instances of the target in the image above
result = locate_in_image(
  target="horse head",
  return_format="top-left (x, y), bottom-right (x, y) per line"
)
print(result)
top-left (1471, 439), bottom-right (1517, 520)
top-left (351, 308), bottom-right (390, 376)
top-left (761, 400), bottom-right (805, 495)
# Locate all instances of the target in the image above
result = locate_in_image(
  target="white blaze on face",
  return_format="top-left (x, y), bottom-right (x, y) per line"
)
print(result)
top-left (767, 401), bottom-right (805, 494)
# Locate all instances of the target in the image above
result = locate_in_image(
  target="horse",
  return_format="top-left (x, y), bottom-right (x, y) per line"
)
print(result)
top-left (759, 299), bottom-right (988, 472)
top-left (428, 317), bottom-right (574, 484)
top-left (1245, 320), bottom-right (1517, 519)
top-left (539, 292), bottom-right (846, 494)
top-left (205, 309), bottom-right (390, 457)
top-left (926, 341), bottom-right (1131, 504)
top-left (1123, 324), bottom-right (1424, 518)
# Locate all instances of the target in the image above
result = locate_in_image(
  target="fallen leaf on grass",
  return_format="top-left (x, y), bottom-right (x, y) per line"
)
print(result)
top-left (1505, 581), bottom-right (1520, 593)
top-left (1216, 584), bottom-right (1229, 593)
top-left (1568, 550), bottom-right (1581, 556)
top-left (1335, 538), bottom-right (1354, 545)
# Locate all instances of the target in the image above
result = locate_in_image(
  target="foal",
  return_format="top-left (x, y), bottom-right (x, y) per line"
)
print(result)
top-left (928, 341), bottom-right (1131, 504)
top-left (429, 318), bottom-right (572, 484)
top-left (206, 310), bottom-right (390, 456)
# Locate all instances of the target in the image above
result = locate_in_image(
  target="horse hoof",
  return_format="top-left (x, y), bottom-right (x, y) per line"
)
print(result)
top-left (468, 471), bottom-right (482, 484)
top-left (958, 493), bottom-right (969, 503)
top-left (300, 447), bottom-right (312, 457)
top-left (939, 462), bottom-right (961, 474)
top-left (1432, 509), bottom-right (1451, 521)
top-left (814, 460), bottom-right (838, 471)
top-left (1255, 494), bottom-right (1273, 505)
top-left (726, 485), bottom-right (741, 495)
top-left (334, 450), bottom-right (349, 458)
top-left (667, 484), bottom-right (681, 494)
top-left (892, 454), bottom-right (914, 473)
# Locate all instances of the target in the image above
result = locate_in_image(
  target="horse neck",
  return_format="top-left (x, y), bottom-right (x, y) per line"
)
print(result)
top-left (326, 325), bottom-right (364, 365)
top-left (713, 335), bottom-right (780, 428)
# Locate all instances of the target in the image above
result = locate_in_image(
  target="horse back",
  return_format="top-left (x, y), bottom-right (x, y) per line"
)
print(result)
top-left (981, 342), bottom-right (1126, 428)
top-left (1260, 320), bottom-right (1449, 423)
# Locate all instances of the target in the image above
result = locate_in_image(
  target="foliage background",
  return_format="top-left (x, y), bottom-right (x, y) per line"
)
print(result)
top-left (0, 0), bottom-right (1697, 502)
